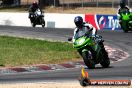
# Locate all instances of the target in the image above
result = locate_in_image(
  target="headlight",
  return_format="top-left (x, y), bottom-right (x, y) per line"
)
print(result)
top-left (77, 38), bottom-right (85, 45)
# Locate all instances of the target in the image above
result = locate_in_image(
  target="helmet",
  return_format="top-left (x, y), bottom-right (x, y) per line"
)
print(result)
top-left (32, 1), bottom-right (38, 7)
top-left (74, 16), bottom-right (83, 28)
top-left (120, 0), bottom-right (126, 8)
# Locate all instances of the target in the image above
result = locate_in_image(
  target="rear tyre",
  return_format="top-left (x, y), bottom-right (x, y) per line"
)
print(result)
top-left (82, 51), bottom-right (95, 69)
top-left (100, 49), bottom-right (110, 68)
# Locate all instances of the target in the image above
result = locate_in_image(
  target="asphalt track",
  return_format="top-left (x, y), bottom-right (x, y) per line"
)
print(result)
top-left (0, 26), bottom-right (132, 83)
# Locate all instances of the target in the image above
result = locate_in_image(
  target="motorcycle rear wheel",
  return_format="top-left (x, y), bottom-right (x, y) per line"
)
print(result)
top-left (100, 49), bottom-right (110, 68)
top-left (82, 51), bottom-right (95, 69)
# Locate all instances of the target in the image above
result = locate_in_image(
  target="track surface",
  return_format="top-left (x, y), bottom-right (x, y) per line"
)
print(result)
top-left (0, 26), bottom-right (132, 83)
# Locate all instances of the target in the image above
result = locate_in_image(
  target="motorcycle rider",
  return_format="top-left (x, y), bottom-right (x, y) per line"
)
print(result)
top-left (28, 1), bottom-right (42, 19)
top-left (117, 0), bottom-right (130, 27)
top-left (73, 16), bottom-right (99, 43)
top-left (71, 16), bottom-right (105, 54)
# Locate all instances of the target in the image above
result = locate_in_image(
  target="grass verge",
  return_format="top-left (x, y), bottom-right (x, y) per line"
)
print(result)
top-left (0, 36), bottom-right (80, 67)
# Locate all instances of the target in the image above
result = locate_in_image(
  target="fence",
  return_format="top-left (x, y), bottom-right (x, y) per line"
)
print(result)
top-left (0, 0), bottom-right (132, 8)
top-left (58, 0), bottom-right (132, 8)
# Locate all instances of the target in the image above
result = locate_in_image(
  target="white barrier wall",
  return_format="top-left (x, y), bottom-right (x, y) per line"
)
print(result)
top-left (0, 12), bottom-right (31, 26)
top-left (0, 12), bottom-right (84, 28)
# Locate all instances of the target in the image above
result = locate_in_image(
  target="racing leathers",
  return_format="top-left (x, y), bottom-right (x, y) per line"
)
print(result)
top-left (28, 5), bottom-right (41, 18)
top-left (73, 22), bottom-right (97, 43)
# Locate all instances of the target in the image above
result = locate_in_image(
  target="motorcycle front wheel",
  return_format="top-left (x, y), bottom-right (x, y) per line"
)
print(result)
top-left (32, 23), bottom-right (36, 27)
top-left (40, 17), bottom-right (45, 28)
top-left (82, 51), bottom-right (95, 69)
top-left (42, 19), bottom-right (45, 28)
top-left (122, 23), bottom-right (129, 33)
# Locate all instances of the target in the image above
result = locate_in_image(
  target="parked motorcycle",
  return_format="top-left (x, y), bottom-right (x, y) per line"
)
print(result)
top-left (29, 9), bottom-right (45, 27)
top-left (68, 30), bottom-right (110, 69)
top-left (120, 10), bottom-right (132, 32)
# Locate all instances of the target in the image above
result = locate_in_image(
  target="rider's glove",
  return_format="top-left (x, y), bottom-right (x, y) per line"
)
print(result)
top-left (91, 34), bottom-right (96, 38)
top-left (91, 35), bottom-right (96, 42)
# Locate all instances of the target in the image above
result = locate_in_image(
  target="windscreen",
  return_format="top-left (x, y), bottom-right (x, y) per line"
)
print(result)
top-left (74, 28), bottom-right (90, 39)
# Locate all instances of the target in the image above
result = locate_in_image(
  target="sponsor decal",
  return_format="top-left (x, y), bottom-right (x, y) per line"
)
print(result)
top-left (78, 67), bottom-right (131, 86)
top-left (85, 14), bottom-right (99, 30)
top-left (97, 15), bottom-right (121, 30)
top-left (98, 16), bottom-right (106, 29)
top-left (85, 14), bottom-right (121, 30)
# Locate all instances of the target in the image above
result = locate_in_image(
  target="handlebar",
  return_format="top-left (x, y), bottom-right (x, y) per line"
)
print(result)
top-left (68, 37), bottom-right (72, 41)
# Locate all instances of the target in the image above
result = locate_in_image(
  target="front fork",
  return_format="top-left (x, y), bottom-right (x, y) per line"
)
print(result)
top-left (129, 21), bottom-right (132, 29)
top-left (78, 47), bottom-right (97, 63)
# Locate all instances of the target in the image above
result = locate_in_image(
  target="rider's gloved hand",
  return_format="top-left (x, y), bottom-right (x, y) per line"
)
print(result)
top-left (91, 35), bottom-right (97, 43)
top-left (91, 35), bottom-right (96, 39)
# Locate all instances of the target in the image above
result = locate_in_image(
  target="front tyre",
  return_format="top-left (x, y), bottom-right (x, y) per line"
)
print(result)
top-left (41, 18), bottom-right (45, 28)
top-left (123, 30), bottom-right (128, 33)
top-left (32, 23), bottom-right (36, 27)
top-left (121, 22), bottom-right (129, 33)
top-left (82, 51), bottom-right (95, 69)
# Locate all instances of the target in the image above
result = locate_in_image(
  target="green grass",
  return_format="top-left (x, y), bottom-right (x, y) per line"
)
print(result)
top-left (0, 36), bottom-right (81, 67)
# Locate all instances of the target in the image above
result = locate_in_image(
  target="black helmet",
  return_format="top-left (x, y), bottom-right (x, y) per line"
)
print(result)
top-left (74, 16), bottom-right (83, 28)
top-left (120, 0), bottom-right (126, 8)
top-left (32, 1), bottom-right (38, 7)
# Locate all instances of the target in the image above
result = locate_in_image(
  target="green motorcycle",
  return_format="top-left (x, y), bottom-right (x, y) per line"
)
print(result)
top-left (120, 11), bottom-right (132, 32)
top-left (69, 30), bottom-right (110, 69)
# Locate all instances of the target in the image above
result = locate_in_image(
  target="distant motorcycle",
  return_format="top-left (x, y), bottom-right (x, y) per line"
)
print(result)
top-left (29, 9), bottom-right (45, 27)
top-left (120, 10), bottom-right (132, 32)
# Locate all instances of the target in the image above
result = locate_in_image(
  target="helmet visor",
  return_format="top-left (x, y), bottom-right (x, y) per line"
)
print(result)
top-left (75, 21), bottom-right (83, 28)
